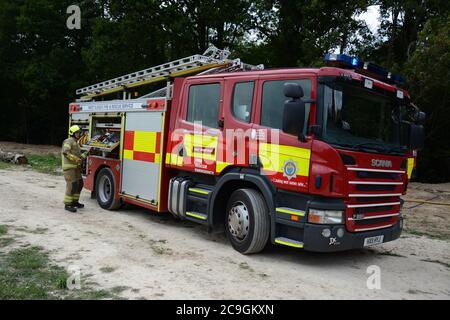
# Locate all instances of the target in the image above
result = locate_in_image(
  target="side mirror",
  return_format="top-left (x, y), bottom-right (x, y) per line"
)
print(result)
top-left (408, 123), bottom-right (425, 150)
top-left (282, 83), bottom-right (306, 138)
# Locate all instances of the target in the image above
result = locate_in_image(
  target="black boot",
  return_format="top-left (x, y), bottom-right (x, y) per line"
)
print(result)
top-left (74, 202), bottom-right (84, 209)
top-left (65, 204), bottom-right (77, 213)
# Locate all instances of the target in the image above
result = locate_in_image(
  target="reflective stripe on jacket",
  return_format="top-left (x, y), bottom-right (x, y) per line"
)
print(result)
top-left (61, 137), bottom-right (81, 170)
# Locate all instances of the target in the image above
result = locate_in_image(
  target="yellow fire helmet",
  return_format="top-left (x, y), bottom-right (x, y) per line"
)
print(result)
top-left (68, 125), bottom-right (81, 136)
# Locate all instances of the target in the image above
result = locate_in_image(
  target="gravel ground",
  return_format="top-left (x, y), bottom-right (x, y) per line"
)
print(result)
top-left (0, 166), bottom-right (449, 300)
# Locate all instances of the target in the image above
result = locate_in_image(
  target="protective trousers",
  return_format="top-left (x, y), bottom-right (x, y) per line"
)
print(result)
top-left (64, 168), bottom-right (83, 205)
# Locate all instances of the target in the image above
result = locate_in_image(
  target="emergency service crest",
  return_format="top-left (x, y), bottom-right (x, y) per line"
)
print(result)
top-left (282, 160), bottom-right (298, 180)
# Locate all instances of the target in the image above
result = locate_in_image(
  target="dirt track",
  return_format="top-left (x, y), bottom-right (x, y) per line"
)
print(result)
top-left (0, 166), bottom-right (449, 300)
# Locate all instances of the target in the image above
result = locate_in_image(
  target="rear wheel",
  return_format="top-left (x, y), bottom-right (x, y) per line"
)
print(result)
top-left (95, 167), bottom-right (121, 210)
top-left (225, 188), bottom-right (270, 254)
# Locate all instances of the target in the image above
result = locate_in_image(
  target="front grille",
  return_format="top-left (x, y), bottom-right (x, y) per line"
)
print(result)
top-left (355, 184), bottom-right (396, 192)
top-left (354, 217), bottom-right (394, 225)
top-left (357, 171), bottom-right (402, 180)
top-left (346, 165), bottom-right (404, 232)
top-left (356, 197), bottom-right (394, 203)
top-left (355, 205), bottom-right (394, 214)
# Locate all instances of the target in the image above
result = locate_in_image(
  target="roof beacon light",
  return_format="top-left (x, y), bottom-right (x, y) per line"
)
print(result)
top-left (324, 53), bottom-right (361, 68)
top-left (324, 53), bottom-right (406, 86)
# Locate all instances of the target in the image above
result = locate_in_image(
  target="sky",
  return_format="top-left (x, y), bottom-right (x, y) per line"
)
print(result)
top-left (357, 5), bottom-right (381, 34)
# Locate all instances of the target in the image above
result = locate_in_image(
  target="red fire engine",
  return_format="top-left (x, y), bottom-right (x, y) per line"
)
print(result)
top-left (69, 47), bottom-right (425, 254)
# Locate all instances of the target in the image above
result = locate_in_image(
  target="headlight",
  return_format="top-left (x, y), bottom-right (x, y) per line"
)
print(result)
top-left (308, 209), bottom-right (344, 224)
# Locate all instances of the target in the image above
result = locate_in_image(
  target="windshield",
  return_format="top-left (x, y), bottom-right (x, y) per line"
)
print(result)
top-left (322, 81), bottom-right (406, 154)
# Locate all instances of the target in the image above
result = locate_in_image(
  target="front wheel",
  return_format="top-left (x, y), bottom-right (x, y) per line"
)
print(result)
top-left (225, 189), bottom-right (270, 254)
top-left (95, 167), bottom-right (121, 210)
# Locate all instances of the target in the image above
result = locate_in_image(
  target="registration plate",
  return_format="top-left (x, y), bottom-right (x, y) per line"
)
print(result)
top-left (363, 235), bottom-right (384, 247)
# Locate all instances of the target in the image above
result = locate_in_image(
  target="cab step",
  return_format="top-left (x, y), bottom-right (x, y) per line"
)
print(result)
top-left (188, 187), bottom-right (212, 196)
top-left (274, 237), bottom-right (304, 249)
top-left (185, 211), bottom-right (208, 222)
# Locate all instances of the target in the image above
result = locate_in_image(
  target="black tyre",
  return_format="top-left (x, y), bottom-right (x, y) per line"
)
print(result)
top-left (95, 167), bottom-right (121, 210)
top-left (225, 188), bottom-right (270, 254)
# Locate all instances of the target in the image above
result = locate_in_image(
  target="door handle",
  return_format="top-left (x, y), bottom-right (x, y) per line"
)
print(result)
top-left (178, 144), bottom-right (184, 157)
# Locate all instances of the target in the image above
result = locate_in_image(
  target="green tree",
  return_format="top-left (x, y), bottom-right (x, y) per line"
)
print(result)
top-left (404, 15), bottom-right (450, 182)
top-left (238, 0), bottom-right (371, 67)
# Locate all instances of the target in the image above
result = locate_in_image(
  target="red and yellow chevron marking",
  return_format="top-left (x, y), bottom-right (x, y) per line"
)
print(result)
top-left (123, 130), bottom-right (161, 163)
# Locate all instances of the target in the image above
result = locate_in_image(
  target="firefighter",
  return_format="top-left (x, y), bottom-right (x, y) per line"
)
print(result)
top-left (62, 125), bottom-right (88, 213)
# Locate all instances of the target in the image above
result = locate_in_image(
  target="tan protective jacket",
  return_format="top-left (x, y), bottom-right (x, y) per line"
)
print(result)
top-left (61, 137), bottom-right (84, 170)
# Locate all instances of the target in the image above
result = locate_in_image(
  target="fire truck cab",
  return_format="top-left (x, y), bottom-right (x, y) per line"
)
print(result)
top-left (70, 50), bottom-right (425, 254)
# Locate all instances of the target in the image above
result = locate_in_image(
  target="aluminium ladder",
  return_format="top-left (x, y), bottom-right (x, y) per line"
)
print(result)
top-left (76, 46), bottom-right (263, 100)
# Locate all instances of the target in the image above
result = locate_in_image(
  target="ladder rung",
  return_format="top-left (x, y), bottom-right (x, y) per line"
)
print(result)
top-left (76, 46), bottom-right (263, 99)
top-left (76, 46), bottom-right (231, 96)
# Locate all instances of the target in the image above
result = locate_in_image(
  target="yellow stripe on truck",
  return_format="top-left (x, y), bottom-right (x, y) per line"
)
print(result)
top-left (216, 161), bottom-right (233, 174)
top-left (189, 188), bottom-right (210, 195)
top-left (123, 149), bottom-right (134, 160)
top-left (407, 158), bottom-right (414, 179)
top-left (183, 134), bottom-right (218, 161)
top-left (275, 239), bottom-right (304, 249)
top-left (133, 131), bottom-right (157, 153)
top-left (276, 207), bottom-right (305, 216)
top-left (186, 212), bottom-right (207, 220)
top-left (259, 143), bottom-right (311, 176)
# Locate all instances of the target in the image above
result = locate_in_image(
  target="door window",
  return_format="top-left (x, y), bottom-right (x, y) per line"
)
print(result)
top-left (232, 81), bottom-right (254, 123)
top-left (187, 83), bottom-right (221, 128)
top-left (261, 79), bottom-right (312, 132)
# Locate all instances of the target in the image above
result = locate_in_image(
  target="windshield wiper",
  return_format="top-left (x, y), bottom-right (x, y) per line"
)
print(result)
top-left (352, 142), bottom-right (407, 155)
top-left (329, 141), bottom-right (404, 155)
top-left (351, 142), bottom-right (388, 152)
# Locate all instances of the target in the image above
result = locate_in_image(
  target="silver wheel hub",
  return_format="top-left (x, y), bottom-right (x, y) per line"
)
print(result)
top-left (228, 201), bottom-right (250, 241)
top-left (98, 175), bottom-right (112, 203)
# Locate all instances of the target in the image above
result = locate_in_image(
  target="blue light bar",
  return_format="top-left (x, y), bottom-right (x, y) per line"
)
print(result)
top-left (324, 53), bottom-right (406, 86)
top-left (388, 73), bottom-right (406, 86)
top-left (324, 53), bottom-right (361, 68)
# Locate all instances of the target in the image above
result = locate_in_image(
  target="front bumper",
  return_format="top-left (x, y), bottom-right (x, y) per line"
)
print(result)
top-left (302, 218), bottom-right (403, 252)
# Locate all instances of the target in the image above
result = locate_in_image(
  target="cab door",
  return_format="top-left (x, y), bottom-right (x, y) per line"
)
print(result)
top-left (167, 78), bottom-right (224, 175)
top-left (253, 75), bottom-right (316, 193)
top-left (220, 77), bottom-right (259, 174)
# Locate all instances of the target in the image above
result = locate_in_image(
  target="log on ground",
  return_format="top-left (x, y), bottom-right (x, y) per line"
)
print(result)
top-left (0, 150), bottom-right (28, 164)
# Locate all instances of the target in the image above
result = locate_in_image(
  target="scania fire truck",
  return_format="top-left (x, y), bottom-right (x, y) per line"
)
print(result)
top-left (69, 47), bottom-right (425, 254)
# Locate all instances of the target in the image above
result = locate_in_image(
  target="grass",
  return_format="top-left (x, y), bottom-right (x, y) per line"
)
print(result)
top-left (111, 286), bottom-right (130, 294)
top-left (0, 238), bottom-right (15, 248)
top-left (420, 259), bottom-right (450, 269)
top-left (0, 153), bottom-right (61, 175)
top-left (100, 266), bottom-right (116, 274)
top-left (0, 225), bottom-right (7, 236)
top-left (378, 251), bottom-right (406, 258)
top-left (0, 246), bottom-right (71, 299)
top-left (149, 239), bottom-right (172, 255)
top-left (0, 225), bottom-right (14, 248)
top-left (407, 289), bottom-right (432, 295)
top-left (27, 154), bottom-right (61, 175)
top-left (238, 262), bottom-right (254, 272)
top-left (14, 226), bottom-right (49, 235)
top-left (0, 244), bottom-right (120, 300)
top-left (0, 162), bottom-right (13, 170)
top-left (404, 227), bottom-right (450, 241)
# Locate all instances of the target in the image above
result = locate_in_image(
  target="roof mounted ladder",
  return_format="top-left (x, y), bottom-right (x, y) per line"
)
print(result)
top-left (76, 46), bottom-right (263, 100)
